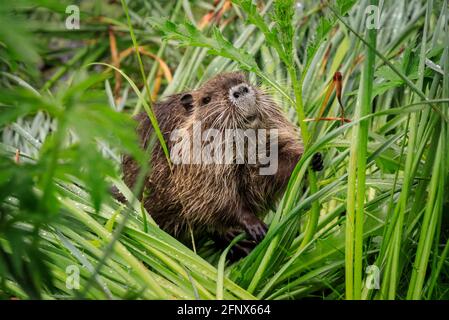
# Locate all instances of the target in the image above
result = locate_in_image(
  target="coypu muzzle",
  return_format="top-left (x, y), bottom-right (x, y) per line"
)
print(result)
top-left (229, 83), bottom-right (257, 120)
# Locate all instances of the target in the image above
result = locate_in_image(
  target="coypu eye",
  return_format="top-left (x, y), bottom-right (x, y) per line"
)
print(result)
top-left (202, 96), bottom-right (211, 105)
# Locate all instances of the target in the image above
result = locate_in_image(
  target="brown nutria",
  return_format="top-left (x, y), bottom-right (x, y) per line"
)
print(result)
top-left (119, 72), bottom-right (312, 257)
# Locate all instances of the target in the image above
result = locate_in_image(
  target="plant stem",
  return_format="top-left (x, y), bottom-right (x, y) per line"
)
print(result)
top-left (288, 66), bottom-right (321, 250)
top-left (354, 1), bottom-right (377, 299)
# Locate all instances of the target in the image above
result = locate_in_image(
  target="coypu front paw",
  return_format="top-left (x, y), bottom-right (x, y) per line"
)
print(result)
top-left (311, 152), bottom-right (324, 172)
top-left (241, 212), bottom-right (268, 243)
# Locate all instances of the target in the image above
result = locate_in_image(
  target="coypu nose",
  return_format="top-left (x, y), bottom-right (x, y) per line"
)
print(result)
top-left (230, 83), bottom-right (250, 99)
top-left (229, 83), bottom-right (256, 112)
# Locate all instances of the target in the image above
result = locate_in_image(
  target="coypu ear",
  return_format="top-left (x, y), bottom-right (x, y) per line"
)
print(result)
top-left (180, 93), bottom-right (193, 112)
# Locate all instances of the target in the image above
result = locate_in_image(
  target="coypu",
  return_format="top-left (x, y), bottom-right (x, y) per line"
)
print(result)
top-left (117, 72), bottom-right (322, 258)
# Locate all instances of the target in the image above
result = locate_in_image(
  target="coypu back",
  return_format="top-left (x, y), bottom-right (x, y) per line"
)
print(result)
top-left (121, 94), bottom-right (192, 237)
top-left (122, 94), bottom-right (187, 190)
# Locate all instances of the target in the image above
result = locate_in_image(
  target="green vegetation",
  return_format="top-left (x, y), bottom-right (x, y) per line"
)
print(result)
top-left (0, 0), bottom-right (448, 300)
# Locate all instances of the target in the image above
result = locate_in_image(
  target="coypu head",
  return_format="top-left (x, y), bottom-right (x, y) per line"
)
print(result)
top-left (171, 71), bottom-right (300, 168)
top-left (179, 72), bottom-right (271, 130)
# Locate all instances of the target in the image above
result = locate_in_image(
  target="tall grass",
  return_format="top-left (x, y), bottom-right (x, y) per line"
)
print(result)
top-left (0, 0), bottom-right (448, 300)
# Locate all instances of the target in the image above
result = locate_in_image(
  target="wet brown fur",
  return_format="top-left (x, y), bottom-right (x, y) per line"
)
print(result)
top-left (121, 72), bottom-right (303, 242)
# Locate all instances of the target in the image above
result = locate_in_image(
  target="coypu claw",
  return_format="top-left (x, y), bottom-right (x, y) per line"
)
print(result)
top-left (241, 214), bottom-right (268, 243)
top-left (311, 152), bottom-right (324, 172)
